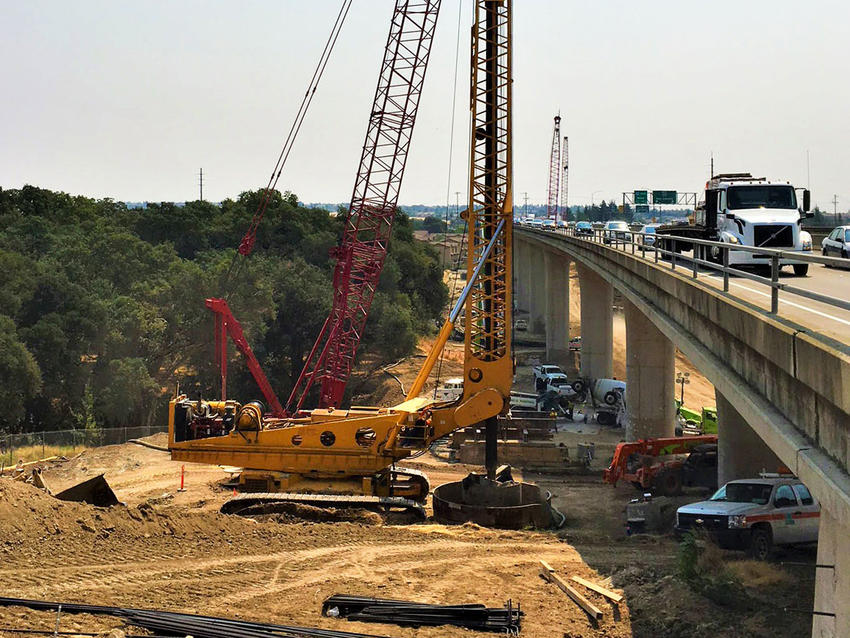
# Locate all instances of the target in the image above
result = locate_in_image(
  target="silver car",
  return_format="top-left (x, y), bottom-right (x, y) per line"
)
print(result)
top-left (822, 225), bottom-right (850, 260)
top-left (638, 223), bottom-right (661, 247)
top-left (602, 220), bottom-right (630, 244)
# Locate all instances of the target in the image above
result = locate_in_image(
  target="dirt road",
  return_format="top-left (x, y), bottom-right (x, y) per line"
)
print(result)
top-left (0, 438), bottom-right (632, 638)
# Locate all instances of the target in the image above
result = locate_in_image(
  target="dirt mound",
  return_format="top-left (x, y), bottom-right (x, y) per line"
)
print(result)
top-left (0, 477), bottom-right (249, 547)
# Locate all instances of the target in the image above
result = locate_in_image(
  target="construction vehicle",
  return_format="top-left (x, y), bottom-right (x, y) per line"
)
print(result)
top-left (567, 377), bottom-right (625, 426)
top-left (204, 0), bottom-right (441, 421)
top-left (532, 364), bottom-right (564, 391)
top-left (603, 435), bottom-right (718, 496)
top-left (656, 173), bottom-right (814, 276)
top-left (675, 400), bottom-right (718, 436)
top-left (169, 0), bottom-right (515, 514)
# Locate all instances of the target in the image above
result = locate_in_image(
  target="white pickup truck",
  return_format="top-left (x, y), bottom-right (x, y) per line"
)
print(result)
top-left (532, 364), bottom-right (565, 392)
top-left (675, 477), bottom-right (820, 560)
top-left (544, 373), bottom-right (576, 397)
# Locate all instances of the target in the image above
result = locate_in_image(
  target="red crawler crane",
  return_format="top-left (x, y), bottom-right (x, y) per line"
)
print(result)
top-left (546, 114), bottom-right (562, 220)
top-left (560, 135), bottom-right (569, 220)
top-left (205, 1), bottom-right (441, 418)
top-left (288, 0), bottom-right (441, 412)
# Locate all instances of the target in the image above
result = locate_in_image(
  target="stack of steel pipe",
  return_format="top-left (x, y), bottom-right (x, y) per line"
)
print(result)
top-left (322, 594), bottom-right (523, 633)
top-left (0, 597), bottom-right (383, 638)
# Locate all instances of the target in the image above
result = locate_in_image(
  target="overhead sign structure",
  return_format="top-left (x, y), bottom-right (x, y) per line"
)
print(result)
top-left (634, 190), bottom-right (648, 205)
top-left (653, 190), bottom-right (678, 205)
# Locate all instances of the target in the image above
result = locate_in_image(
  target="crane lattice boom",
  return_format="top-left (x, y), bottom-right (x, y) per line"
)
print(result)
top-left (560, 135), bottom-right (568, 220)
top-left (288, 0), bottom-right (442, 413)
top-left (546, 114), bottom-right (561, 220)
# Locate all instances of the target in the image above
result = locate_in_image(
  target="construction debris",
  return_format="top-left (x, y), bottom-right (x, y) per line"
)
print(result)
top-left (321, 594), bottom-right (523, 633)
top-left (0, 596), bottom-right (385, 638)
top-left (54, 474), bottom-right (120, 507)
top-left (570, 576), bottom-right (623, 604)
top-left (539, 561), bottom-right (603, 621)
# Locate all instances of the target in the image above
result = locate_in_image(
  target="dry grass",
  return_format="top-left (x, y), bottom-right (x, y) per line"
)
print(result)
top-left (727, 560), bottom-right (791, 588)
top-left (2, 444), bottom-right (82, 465)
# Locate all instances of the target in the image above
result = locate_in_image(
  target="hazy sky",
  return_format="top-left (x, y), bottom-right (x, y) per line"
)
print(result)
top-left (2, 1), bottom-right (848, 210)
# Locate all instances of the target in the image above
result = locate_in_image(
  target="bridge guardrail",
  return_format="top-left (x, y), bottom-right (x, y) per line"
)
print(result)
top-left (521, 225), bottom-right (850, 317)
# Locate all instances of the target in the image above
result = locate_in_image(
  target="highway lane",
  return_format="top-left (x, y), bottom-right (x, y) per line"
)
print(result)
top-left (539, 230), bottom-right (850, 345)
top-left (621, 242), bottom-right (850, 344)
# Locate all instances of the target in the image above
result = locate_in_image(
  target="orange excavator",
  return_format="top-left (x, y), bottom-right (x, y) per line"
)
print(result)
top-left (168, 0), bottom-right (515, 515)
top-left (603, 435), bottom-right (718, 496)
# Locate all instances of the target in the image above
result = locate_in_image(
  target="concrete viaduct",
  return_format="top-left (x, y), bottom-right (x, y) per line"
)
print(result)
top-left (515, 228), bottom-right (850, 637)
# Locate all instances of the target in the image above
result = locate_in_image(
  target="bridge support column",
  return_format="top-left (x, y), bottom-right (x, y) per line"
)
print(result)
top-left (813, 508), bottom-right (850, 637)
top-left (544, 251), bottom-right (570, 367)
top-left (514, 239), bottom-right (530, 314)
top-left (624, 300), bottom-right (675, 440)
top-left (576, 263), bottom-right (612, 379)
top-left (716, 390), bottom-right (783, 486)
top-left (529, 248), bottom-right (546, 333)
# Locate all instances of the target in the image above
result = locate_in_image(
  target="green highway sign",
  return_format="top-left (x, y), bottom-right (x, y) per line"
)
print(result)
top-left (653, 190), bottom-right (677, 205)
top-left (636, 204), bottom-right (650, 214)
top-left (634, 190), bottom-right (648, 204)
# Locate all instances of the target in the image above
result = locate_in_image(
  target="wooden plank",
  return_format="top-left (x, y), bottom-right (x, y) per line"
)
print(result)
top-left (551, 573), bottom-right (603, 620)
top-left (538, 561), bottom-right (603, 620)
top-left (571, 575), bottom-right (623, 604)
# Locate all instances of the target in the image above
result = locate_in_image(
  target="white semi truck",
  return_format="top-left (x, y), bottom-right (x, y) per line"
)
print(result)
top-left (657, 173), bottom-right (814, 276)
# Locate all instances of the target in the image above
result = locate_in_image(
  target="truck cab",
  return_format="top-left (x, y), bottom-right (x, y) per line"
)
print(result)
top-left (699, 173), bottom-right (814, 275)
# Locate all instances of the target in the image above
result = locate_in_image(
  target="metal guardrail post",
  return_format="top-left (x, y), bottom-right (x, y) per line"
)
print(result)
top-left (771, 255), bottom-right (780, 313)
top-left (692, 244), bottom-right (699, 279)
top-left (723, 246), bottom-right (730, 292)
top-left (671, 239), bottom-right (677, 270)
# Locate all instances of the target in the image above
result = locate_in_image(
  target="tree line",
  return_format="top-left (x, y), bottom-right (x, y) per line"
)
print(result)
top-left (0, 186), bottom-right (447, 434)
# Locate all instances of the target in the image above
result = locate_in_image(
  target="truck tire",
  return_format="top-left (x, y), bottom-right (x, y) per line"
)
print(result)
top-left (596, 411), bottom-right (615, 426)
top-left (571, 380), bottom-right (586, 394)
top-left (793, 264), bottom-right (809, 276)
top-left (652, 468), bottom-right (683, 496)
top-left (749, 527), bottom-right (773, 561)
top-left (603, 391), bottom-right (618, 406)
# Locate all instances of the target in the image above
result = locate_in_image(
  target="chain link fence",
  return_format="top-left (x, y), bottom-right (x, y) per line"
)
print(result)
top-left (1, 425), bottom-right (167, 465)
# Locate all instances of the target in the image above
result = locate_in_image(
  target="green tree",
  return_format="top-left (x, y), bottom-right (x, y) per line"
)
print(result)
top-left (96, 358), bottom-right (161, 426)
top-left (0, 316), bottom-right (42, 431)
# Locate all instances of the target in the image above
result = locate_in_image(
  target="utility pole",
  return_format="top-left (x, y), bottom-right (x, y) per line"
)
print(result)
top-left (198, 168), bottom-right (204, 201)
top-left (833, 194), bottom-right (839, 223)
top-left (522, 191), bottom-right (529, 218)
top-left (455, 191), bottom-right (461, 219)
top-left (806, 150), bottom-right (810, 190)
top-left (710, 152), bottom-right (714, 178)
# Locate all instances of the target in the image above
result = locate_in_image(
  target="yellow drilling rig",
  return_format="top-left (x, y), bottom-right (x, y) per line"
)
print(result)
top-left (168, 0), bottom-right (514, 515)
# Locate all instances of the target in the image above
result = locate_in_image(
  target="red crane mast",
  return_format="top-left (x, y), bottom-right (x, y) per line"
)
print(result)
top-left (546, 114), bottom-right (561, 220)
top-left (560, 134), bottom-right (569, 220)
top-left (287, 0), bottom-right (442, 413)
